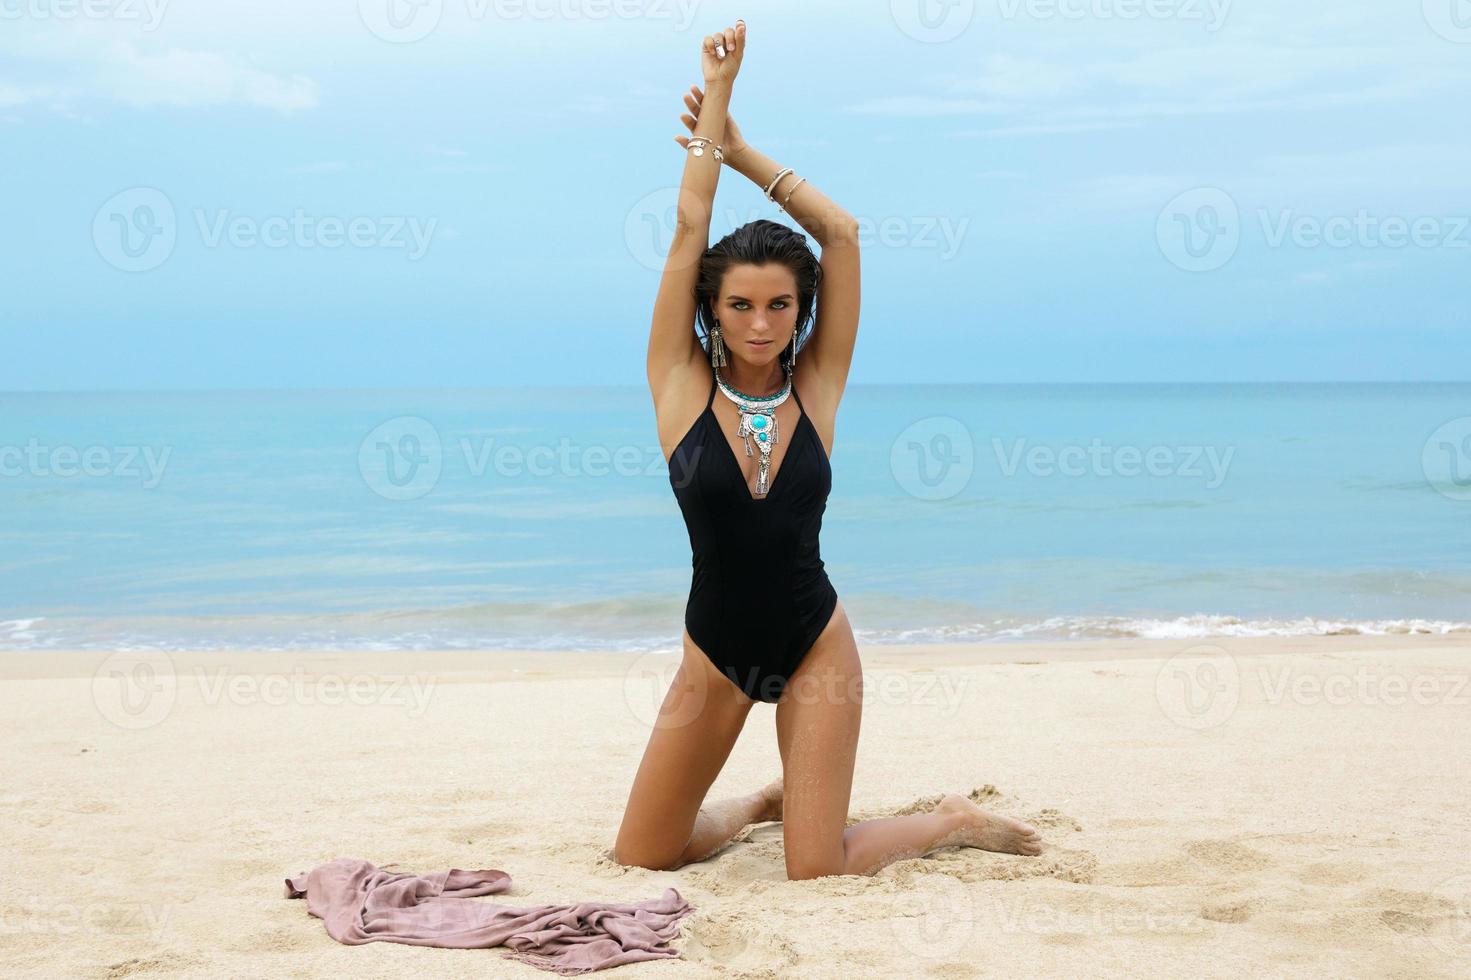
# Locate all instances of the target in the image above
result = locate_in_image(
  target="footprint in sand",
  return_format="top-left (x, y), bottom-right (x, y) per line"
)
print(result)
top-left (1183, 838), bottom-right (1276, 874)
top-left (678, 909), bottom-right (801, 973)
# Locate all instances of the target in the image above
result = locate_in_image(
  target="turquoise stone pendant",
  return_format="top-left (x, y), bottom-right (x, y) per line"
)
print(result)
top-left (738, 410), bottom-right (778, 495)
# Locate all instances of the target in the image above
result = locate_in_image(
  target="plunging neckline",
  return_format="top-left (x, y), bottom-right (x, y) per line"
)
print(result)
top-left (707, 402), bottom-right (810, 503)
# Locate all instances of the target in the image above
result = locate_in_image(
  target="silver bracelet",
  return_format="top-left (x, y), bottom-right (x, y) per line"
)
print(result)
top-left (779, 176), bottom-right (807, 213)
top-left (763, 167), bottom-right (794, 200)
top-left (686, 136), bottom-right (724, 162)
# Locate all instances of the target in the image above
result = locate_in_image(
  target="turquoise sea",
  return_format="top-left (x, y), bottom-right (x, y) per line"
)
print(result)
top-left (2, 383), bottom-right (1469, 652)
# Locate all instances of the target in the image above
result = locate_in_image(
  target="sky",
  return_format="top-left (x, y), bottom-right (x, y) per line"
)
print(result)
top-left (1, 0), bottom-right (1467, 390)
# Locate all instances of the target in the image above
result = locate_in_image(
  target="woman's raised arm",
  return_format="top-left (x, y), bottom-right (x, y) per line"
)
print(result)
top-left (645, 21), bottom-right (746, 396)
top-left (680, 82), bottom-right (861, 405)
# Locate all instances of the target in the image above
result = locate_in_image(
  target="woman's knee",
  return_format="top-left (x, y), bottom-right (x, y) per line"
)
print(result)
top-left (784, 851), bottom-right (847, 881)
top-left (611, 839), bottom-right (687, 872)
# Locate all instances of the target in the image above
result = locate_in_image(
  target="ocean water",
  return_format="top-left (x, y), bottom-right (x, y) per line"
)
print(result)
top-left (2, 383), bottom-right (1469, 652)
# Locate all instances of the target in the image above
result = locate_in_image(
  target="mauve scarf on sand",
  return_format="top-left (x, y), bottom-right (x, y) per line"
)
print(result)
top-left (284, 858), bottom-right (693, 974)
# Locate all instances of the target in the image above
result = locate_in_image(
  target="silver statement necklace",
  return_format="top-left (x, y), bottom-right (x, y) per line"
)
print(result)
top-left (715, 365), bottom-right (793, 497)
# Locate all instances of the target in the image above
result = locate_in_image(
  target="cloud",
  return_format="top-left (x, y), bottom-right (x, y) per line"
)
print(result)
top-left (847, 43), bottom-right (1469, 127)
top-left (0, 30), bottom-right (317, 113)
top-left (0, 83), bottom-right (37, 108)
top-left (98, 41), bottom-right (317, 110)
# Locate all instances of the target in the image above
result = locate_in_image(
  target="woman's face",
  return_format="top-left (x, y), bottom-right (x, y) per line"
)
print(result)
top-left (716, 263), bottom-right (799, 366)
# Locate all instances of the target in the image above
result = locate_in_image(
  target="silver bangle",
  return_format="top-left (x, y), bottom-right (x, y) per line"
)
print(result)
top-left (686, 137), bottom-right (724, 162)
top-left (764, 167), bottom-right (794, 200)
top-left (779, 176), bottom-right (807, 213)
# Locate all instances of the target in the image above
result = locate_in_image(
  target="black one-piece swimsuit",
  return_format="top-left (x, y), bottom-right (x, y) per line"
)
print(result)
top-left (668, 369), bottom-right (841, 703)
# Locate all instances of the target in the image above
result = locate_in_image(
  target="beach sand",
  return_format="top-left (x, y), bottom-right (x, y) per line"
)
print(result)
top-left (2, 634), bottom-right (1468, 978)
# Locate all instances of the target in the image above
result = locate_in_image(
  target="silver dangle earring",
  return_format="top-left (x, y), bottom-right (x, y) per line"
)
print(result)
top-left (710, 317), bottom-right (727, 367)
top-left (789, 330), bottom-right (797, 369)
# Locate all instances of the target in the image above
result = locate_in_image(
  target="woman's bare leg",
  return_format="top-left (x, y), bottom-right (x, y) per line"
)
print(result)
top-left (675, 777), bottom-right (784, 867)
top-left (777, 601), bottom-right (1043, 880)
top-left (839, 793), bottom-right (1042, 877)
top-left (614, 633), bottom-right (794, 870)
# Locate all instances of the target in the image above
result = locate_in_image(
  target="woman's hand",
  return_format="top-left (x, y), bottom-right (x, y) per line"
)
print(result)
top-left (674, 84), bottom-right (749, 162)
top-left (700, 19), bottom-right (745, 86)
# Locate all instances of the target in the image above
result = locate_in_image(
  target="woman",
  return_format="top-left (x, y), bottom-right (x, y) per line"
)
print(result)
top-left (614, 20), bottom-right (1042, 881)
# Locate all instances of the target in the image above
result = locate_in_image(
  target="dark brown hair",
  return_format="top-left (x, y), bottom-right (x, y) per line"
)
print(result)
top-left (694, 219), bottom-right (823, 372)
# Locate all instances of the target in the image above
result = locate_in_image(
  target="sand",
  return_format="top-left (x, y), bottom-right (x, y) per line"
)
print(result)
top-left (1, 633), bottom-right (1468, 978)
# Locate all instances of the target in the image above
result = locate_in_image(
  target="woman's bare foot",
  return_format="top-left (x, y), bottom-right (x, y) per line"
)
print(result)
top-left (751, 777), bottom-right (783, 823)
top-left (932, 793), bottom-right (1043, 856)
